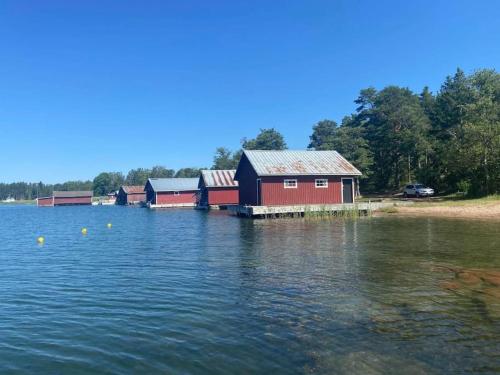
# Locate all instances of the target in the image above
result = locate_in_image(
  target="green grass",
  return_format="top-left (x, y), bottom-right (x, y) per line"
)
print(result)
top-left (377, 206), bottom-right (399, 214)
top-left (303, 205), bottom-right (366, 219)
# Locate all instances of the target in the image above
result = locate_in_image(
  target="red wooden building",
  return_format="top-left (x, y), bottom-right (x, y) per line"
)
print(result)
top-left (116, 185), bottom-right (146, 205)
top-left (37, 191), bottom-right (93, 206)
top-left (144, 178), bottom-right (199, 208)
top-left (197, 170), bottom-right (239, 208)
top-left (234, 150), bottom-right (362, 206)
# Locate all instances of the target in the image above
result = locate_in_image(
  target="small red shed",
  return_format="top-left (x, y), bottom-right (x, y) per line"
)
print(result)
top-left (234, 150), bottom-right (362, 206)
top-left (37, 191), bottom-right (93, 206)
top-left (197, 170), bottom-right (239, 208)
top-left (116, 186), bottom-right (146, 205)
top-left (36, 196), bottom-right (55, 206)
top-left (144, 178), bottom-right (199, 208)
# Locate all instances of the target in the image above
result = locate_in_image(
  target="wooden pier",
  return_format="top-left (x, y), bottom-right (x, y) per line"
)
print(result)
top-left (228, 201), bottom-right (413, 218)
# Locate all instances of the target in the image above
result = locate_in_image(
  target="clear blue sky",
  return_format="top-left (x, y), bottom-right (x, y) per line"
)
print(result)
top-left (0, 0), bottom-right (498, 183)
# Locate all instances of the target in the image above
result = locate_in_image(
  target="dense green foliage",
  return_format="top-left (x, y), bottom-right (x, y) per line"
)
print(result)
top-left (212, 128), bottom-right (287, 170)
top-left (212, 147), bottom-right (242, 170)
top-left (93, 172), bottom-right (125, 196)
top-left (0, 165), bottom-right (203, 200)
top-left (309, 69), bottom-right (499, 195)
top-left (125, 166), bottom-right (175, 186)
top-left (242, 128), bottom-right (287, 150)
top-left (0, 181), bottom-right (93, 200)
top-left (174, 168), bottom-right (206, 178)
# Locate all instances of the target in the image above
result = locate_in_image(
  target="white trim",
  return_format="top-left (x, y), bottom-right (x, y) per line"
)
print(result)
top-left (173, 191), bottom-right (180, 196)
top-left (315, 178), bottom-right (328, 188)
top-left (283, 179), bottom-right (297, 189)
top-left (341, 177), bottom-right (355, 203)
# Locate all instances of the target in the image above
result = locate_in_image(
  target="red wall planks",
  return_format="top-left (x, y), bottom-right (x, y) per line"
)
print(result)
top-left (37, 197), bottom-right (54, 206)
top-left (54, 197), bottom-right (92, 206)
top-left (260, 176), bottom-right (343, 205)
top-left (156, 191), bottom-right (197, 205)
top-left (207, 188), bottom-right (239, 205)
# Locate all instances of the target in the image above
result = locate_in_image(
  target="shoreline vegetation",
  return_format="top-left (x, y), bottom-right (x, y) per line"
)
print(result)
top-left (0, 200), bottom-right (35, 205)
top-left (4, 195), bottom-right (500, 221)
top-left (373, 195), bottom-right (500, 220)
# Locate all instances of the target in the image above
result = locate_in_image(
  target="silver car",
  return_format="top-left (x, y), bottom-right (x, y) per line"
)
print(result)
top-left (403, 184), bottom-right (434, 198)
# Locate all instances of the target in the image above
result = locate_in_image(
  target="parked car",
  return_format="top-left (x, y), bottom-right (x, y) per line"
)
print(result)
top-left (403, 184), bottom-right (434, 198)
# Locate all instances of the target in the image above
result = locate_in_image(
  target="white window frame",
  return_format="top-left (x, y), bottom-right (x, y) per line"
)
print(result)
top-left (283, 179), bottom-right (298, 189)
top-left (173, 191), bottom-right (180, 196)
top-left (315, 179), bottom-right (328, 188)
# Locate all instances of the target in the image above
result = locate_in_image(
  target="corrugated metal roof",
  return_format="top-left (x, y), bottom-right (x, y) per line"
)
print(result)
top-left (53, 191), bottom-right (93, 198)
top-left (147, 178), bottom-right (199, 192)
top-left (200, 170), bottom-right (238, 188)
top-left (121, 185), bottom-right (145, 194)
top-left (239, 150), bottom-right (362, 176)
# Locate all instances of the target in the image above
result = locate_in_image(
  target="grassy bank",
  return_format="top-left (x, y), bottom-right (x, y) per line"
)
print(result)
top-left (374, 195), bottom-right (500, 219)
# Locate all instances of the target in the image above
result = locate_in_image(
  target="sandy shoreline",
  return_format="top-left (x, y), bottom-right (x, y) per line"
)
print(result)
top-left (375, 201), bottom-right (500, 220)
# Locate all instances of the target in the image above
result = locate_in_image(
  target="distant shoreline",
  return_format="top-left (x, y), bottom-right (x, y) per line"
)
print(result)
top-left (0, 200), bottom-right (35, 205)
top-left (3, 196), bottom-right (500, 221)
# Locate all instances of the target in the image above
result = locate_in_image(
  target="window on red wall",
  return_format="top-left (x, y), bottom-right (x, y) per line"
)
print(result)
top-left (283, 179), bottom-right (297, 188)
top-left (315, 179), bottom-right (328, 188)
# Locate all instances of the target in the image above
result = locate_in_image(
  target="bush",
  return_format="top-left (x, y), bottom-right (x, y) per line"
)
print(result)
top-left (456, 180), bottom-right (471, 197)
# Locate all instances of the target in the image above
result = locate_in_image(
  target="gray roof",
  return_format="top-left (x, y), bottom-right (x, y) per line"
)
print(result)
top-left (53, 191), bottom-right (93, 198)
top-left (200, 170), bottom-right (238, 188)
top-left (238, 150), bottom-right (362, 177)
top-left (147, 178), bottom-right (199, 192)
top-left (120, 186), bottom-right (146, 194)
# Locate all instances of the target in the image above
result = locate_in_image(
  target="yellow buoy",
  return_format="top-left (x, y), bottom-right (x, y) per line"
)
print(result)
top-left (81, 228), bottom-right (88, 235)
top-left (107, 223), bottom-right (112, 229)
top-left (37, 236), bottom-right (45, 244)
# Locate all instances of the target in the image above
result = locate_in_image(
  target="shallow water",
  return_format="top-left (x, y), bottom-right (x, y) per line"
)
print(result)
top-left (0, 205), bottom-right (499, 374)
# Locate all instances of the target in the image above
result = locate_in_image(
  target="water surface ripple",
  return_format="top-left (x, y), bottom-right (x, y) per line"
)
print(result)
top-left (0, 205), bottom-right (499, 374)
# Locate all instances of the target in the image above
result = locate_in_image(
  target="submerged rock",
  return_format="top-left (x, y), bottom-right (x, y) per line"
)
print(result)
top-left (309, 351), bottom-right (435, 375)
top-left (440, 281), bottom-right (461, 290)
top-left (457, 271), bottom-right (482, 285)
top-left (437, 264), bottom-right (500, 320)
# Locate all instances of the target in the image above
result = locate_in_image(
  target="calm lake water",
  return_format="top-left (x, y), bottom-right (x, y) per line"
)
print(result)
top-left (0, 205), bottom-right (499, 374)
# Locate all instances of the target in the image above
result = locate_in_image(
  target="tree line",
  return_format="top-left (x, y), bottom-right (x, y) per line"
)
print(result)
top-left (213, 68), bottom-right (499, 197)
top-left (2, 68), bottom-right (498, 200)
top-left (0, 167), bottom-right (205, 200)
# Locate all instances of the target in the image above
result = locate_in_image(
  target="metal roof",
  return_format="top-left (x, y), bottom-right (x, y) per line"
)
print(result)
top-left (53, 191), bottom-right (93, 198)
top-left (238, 150), bottom-right (362, 177)
top-left (121, 185), bottom-right (145, 194)
top-left (200, 170), bottom-right (238, 188)
top-left (147, 178), bottom-right (199, 192)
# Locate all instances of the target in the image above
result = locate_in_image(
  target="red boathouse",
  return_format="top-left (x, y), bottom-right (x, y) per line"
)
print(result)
top-left (197, 170), bottom-right (239, 208)
top-left (116, 186), bottom-right (146, 205)
top-left (144, 178), bottom-right (199, 208)
top-left (37, 191), bottom-right (93, 206)
top-left (234, 150), bottom-right (362, 206)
